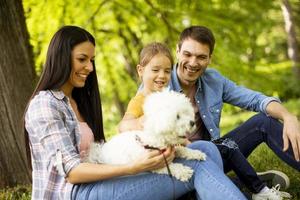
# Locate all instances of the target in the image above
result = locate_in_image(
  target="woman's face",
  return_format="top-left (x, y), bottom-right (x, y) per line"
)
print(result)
top-left (64, 41), bottom-right (95, 91)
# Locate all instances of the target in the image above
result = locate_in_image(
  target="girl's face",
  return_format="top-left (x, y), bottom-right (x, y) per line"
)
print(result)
top-left (138, 53), bottom-right (172, 94)
top-left (62, 41), bottom-right (95, 93)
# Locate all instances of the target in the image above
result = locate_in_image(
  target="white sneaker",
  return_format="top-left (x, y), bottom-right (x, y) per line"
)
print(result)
top-left (252, 184), bottom-right (292, 200)
top-left (257, 170), bottom-right (290, 189)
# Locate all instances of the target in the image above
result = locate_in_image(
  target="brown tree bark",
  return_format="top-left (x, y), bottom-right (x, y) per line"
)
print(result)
top-left (0, 0), bottom-right (36, 187)
top-left (281, 0), bottom-right (300, 80)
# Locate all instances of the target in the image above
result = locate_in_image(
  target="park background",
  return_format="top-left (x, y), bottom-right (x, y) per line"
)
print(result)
top-left (0, 0), bottom-right (299, 199)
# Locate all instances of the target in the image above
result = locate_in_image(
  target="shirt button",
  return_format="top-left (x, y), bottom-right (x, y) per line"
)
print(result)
top-left (209, 128), bottom-right (213, 132)
top-left (216, 109), bottom-right (220, 113)
top-left (203, 115), bottom-right (206, 118)
top-left (197, 100), bottom-right (200, 103)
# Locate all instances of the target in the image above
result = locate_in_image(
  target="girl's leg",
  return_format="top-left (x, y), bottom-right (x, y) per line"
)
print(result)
top-left (188, 140), bottom-right (223, 170)
top-left (72, 157), bottom-right (246, 200)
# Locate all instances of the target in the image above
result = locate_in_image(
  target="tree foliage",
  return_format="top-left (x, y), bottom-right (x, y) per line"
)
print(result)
top-left (23, 0), bottom-right (299, 137)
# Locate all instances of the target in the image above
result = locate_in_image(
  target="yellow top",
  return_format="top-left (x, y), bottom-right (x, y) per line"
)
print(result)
top-left (125, 93), bottom-right (145, 118)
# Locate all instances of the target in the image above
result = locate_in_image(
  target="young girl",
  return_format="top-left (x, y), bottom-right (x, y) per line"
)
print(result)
top-left (118, 42), bottom-right (173, 132)
top-left (24, 27), bottom-right (246, 200)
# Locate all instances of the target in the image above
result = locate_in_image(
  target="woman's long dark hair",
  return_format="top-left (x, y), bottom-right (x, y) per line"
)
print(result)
top-left (24, 26), bottom-right (105, 169)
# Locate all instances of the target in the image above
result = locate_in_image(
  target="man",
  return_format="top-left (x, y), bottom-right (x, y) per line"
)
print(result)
top-left (170, 26), bottom-right (299, 199)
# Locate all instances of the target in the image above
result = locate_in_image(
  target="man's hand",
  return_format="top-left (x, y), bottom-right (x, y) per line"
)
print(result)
top-left (266, 101), bottom-right (300, 161)
top-left (282, 115), bottom-right (300, 161)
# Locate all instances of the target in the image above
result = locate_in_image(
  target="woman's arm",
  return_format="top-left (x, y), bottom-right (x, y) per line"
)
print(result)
top-left (67, 146), bottom-right (175, 184)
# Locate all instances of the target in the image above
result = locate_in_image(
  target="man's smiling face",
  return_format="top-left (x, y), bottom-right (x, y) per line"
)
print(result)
top-left (176, 38), bottom-right (211, 86)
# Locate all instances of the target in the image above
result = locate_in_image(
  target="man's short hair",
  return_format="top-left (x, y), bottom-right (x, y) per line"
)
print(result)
top-left (178, 26), bottom-right (215, 55)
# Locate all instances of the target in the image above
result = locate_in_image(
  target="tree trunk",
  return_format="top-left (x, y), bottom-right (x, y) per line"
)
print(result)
top-left (281, 0), bottom-right (300, 80)
top-left (0, 0), bottom-right (36, 187)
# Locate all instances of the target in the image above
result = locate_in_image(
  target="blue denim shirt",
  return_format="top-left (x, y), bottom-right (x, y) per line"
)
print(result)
top-left (169, 65), bottom-right (280, 140)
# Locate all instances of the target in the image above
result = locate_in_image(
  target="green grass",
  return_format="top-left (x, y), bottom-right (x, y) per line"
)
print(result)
top-left (247, 144), bottom-right (300, 199)
top-left (1, 99), bottom-right (299, 199)
top-left (0, 185), bottom-right (31, 200)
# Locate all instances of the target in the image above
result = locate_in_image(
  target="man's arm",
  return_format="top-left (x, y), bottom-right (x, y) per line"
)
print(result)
top-left (266, 101), bottom-right (300, 161)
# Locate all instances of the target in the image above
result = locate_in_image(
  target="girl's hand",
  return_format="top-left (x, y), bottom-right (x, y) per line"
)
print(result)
top-left (137, 116), bottom-right (145, 130)
top-left (183, 138), bottom-right (191, 146)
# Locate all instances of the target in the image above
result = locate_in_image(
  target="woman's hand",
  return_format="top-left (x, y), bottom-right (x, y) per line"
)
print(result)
top-left (129, 146), bottom-right (176, 174)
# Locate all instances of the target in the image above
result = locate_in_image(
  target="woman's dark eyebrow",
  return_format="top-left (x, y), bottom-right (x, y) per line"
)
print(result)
top-left (76, 53), bottom-right (95, 59)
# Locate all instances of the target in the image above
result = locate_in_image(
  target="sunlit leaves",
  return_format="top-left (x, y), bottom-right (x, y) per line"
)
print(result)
top-left (23, 0), bottom-right (298, 136)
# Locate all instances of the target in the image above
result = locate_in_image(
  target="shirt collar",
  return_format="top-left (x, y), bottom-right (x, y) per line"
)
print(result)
top-left (171, 64), bottom-right (183, 93)
top-left (50, 90), bottom-right (66, 100)
top-left (171, 63), bottom-right (202, 92)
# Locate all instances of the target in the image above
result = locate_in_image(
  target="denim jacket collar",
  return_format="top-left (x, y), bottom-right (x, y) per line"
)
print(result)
top-left (171, 64), bottom-right (202, 93)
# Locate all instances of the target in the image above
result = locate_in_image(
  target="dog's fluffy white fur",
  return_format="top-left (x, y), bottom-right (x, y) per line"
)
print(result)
top-left (85, 90), bottom-right (206, 182)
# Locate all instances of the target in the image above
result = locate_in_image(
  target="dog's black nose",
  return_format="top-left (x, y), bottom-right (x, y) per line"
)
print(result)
top-left (190, 121), bottom-right (195, 127)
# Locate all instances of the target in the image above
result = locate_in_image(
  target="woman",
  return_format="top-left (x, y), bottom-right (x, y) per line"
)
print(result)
top-left (24, 25), bottom-right (246, 200)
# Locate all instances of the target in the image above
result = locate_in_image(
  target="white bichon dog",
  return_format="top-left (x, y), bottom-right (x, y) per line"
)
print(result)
top-left (85, 90), bottom-right (206, 182)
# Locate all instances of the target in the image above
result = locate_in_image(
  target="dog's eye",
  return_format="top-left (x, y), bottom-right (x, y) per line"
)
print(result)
top-left (176, 114), bottom-right (180, 120)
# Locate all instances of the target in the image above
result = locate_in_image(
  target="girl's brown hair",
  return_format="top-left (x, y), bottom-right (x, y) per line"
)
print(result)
top-left (139, 42), bottom-right (173, 67)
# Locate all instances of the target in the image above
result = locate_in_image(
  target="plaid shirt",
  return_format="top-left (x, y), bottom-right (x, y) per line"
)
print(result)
top-left (25, 90), bottom-right (81, 200)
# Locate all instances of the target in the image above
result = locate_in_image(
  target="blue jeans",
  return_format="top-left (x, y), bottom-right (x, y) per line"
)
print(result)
top-left (71, 141), bottom-right (246, 200)
top-left (223, 113), bottom-right (300, 171)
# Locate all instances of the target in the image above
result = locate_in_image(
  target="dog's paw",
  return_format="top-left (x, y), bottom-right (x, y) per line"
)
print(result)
top-left (175, 147), bottom-right (206, 161)
top-left (175, 146), bottom-right (190, 158)
top-left (188, 150), bottom-right (206, 161)
top-left (170, 163), bottom-right (194, 182)
top-left (153, 163), bottom-right (193, 182)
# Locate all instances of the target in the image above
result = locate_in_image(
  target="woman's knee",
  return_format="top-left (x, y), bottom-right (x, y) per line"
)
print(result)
top-left (187, 141), bottom-right (223, 169)
top-left (188, 141), bottom-right (218, 156)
